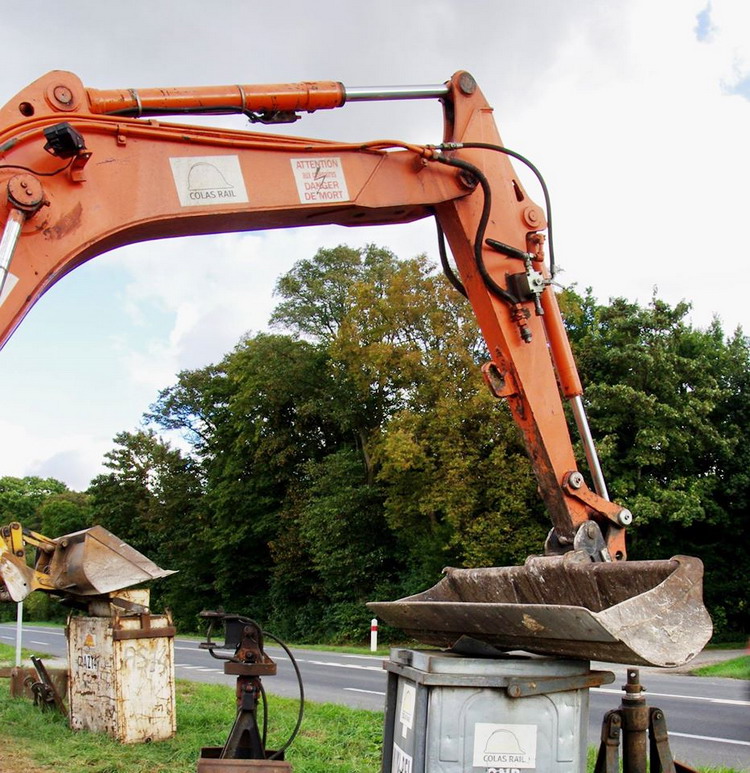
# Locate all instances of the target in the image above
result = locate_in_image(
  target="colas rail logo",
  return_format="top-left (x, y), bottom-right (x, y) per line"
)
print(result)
top-left (169, 155), bottom-right (249, 207)
top-left (472, 723), bottom-right (537, 769)
top-left (186, 162), bottom-right (237, 200)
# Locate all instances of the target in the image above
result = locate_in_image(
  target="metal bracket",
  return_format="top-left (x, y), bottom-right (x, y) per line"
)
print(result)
top-left (112, 612), bottom-right (175, 640)
top-left (506, 669), bottom-right (615, 698)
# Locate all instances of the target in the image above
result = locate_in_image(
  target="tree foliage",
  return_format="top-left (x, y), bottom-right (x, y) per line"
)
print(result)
top-left (0, 476), bottom-right (68, 531)
top-left (63, 248), bottom-right (748, 642)
top-left (564, 290), bottom-right (749, 634)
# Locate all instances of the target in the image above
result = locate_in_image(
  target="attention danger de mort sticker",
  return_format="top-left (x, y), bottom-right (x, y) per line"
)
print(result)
top-left (290, 157), bottom-right (350, 204)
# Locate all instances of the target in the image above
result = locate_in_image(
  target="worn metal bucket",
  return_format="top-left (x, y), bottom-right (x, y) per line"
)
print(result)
top-left (368, 554), bottom-right (711, 667)
top-left (47, 526), bottom-right (175, 596)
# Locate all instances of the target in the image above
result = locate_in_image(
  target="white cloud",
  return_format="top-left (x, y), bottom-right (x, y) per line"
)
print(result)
top-left (114, 221), bottom-right (440, 390)
top-left (0, 419), bottom-right (109, 491)
top-left (0, 0), bottom-right (747, 491)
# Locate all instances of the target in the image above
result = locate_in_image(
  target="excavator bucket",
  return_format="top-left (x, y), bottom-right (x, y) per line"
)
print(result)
top-left (46, 526), bottom-right (175, 597)
top-left (368, 554), bottom-right (711, 667)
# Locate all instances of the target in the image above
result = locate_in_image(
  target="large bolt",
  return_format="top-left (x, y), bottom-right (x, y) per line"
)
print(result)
top-left (568, 472), bottom-right (584, 489)
top-left (617, 509), bottom-right (633, 526)
top-left (523, 206), bottom-right (543, 228)
top-left (458, 72), bottom-right (477, 95)
top-left (7, 174), bottom-right (44, 213)
top-left (458, 170), bottom-right (478, 189)
top-left (53, 85), bottom-right (73, 105)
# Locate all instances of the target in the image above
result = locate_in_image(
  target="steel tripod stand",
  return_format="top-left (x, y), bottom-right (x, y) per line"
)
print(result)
top-left (594, 668), bottom-right (699, 773)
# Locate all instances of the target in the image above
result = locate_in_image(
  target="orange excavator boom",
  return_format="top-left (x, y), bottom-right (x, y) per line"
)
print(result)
top-left (0, 70), bottom-right (711, 665)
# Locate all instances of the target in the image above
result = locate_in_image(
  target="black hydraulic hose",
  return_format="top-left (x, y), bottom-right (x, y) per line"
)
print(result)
top-left (433, 154), bottom-right (521, 307)
top-left (259, 681), bottom-right (269, 752)
top-left (263, 630), bottom-right (305, 760)
top-left (449, 141), bottom-right (556, 278)
top-left (434, 217), bottom-right (467, 297)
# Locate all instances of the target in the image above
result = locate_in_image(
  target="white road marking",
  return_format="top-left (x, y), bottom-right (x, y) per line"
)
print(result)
top-left (598, 687), bottom-right (749, 707)
top-left (344, 687), bottom-right (386, 696)
top-left (669, 731), bottom-right (750, 747)
top-left (301, 659), bottom-right (382, 672)
top-left (30, 640), bottom-right (49, 646)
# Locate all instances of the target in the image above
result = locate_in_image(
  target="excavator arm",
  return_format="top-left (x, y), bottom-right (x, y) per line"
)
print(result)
top-left (0, 70), bottom-right (710, 665)
top-left (0, 69), bottom-right (624, 559)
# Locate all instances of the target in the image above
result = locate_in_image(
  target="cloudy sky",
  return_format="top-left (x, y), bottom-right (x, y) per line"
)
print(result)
top-left (0, 0), bottom-right (747, 491)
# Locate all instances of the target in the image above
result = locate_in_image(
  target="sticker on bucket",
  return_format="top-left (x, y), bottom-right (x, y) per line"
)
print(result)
top-left (472, 723), bottom-right (537, 769)
top-left (393, 743), bottom-right (413, 773)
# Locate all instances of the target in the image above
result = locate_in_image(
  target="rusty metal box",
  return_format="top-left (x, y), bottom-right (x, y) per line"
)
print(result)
top-left (67, 613), bottom-right (176, 743)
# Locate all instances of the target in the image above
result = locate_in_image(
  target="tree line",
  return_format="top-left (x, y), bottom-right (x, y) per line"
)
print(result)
top-left (1, 245), bottom-right (747, 641)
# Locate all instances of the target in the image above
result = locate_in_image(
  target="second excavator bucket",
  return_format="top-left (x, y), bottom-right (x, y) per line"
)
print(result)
top-left (46, 525), bottom-right (175, 597)
top-left (368, 554), bottom-right (711, 667)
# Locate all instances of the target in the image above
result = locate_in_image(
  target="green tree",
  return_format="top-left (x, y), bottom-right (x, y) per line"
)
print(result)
top-left (0, 476), bottom-right (68, 530)
top-left (115, 245), bottom-right (749, 643)
top-left (38, 491), bottom-right (93, 536)
top-left (274, 245), bottom-right (545, 598)
top-left (88, 430), bottom-right (212, 624)
top-left (565, 290), bottom-right (749, 636)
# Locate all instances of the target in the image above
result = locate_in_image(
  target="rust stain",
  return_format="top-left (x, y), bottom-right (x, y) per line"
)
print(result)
top-left (521, 613), bottom-right (545, 633)
top-left (42, 201), bottom-right (83, 241)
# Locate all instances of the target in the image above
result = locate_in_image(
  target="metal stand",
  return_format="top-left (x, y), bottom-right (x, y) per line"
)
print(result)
top-left (594, 669), bottom-right (699, 773)
top-left (198, 612), bottom-right (293, 771)
top-left (26, 656), bottom-right (67, 715)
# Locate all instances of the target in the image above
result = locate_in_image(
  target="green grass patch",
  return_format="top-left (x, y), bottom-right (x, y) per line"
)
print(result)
top-left (692, 654), bottom-right (750, 680)
top-left (0, 641), bottom-right (50, 666)
top-left (0, 677), bottom-right (383, 772)
top-left (1, 675), bottom-right (744, 773)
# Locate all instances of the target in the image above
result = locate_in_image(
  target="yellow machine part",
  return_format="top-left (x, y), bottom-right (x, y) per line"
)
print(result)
top-left (0, 524), bottom-right (174, 602)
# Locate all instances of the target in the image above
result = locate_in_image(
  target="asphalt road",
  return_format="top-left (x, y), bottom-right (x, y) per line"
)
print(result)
top-left (2, 623), bottom-right (748, 770)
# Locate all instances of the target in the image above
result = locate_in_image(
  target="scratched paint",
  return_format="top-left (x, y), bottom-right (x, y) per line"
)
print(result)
top-left (67, 615), bottom-right (176, 743)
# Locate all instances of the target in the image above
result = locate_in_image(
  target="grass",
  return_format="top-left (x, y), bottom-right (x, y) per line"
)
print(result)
top-left (692, 654), bottom-right (750, 680)
top-left (0, 677), bottom-right (383, 772)
top-left (2, 677), bottom-right (743, 773)
top-left (0, 642), bottom-right (50, 666)
top-left (1, 642), bottom-right (746, 773)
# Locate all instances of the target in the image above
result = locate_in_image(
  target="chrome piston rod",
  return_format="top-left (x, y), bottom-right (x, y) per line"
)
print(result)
top-left (345, 84), bottom-right (450, 102)
top-left (0, 208), bottom-right (25, 301)
top-left (570, 394), bottom-right (610, 500)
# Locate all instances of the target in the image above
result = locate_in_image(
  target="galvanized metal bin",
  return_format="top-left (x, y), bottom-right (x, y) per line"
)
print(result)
top-left (382, 649), bottom-right (609, 773)
top-left (67, 612), bottom-right (176, 743)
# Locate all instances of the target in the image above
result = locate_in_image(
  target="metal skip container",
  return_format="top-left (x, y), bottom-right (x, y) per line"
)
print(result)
top-left (67, 602), bottom-right (176, 743)
top-left (381, 649), bottom-right (612, 773)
